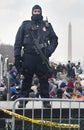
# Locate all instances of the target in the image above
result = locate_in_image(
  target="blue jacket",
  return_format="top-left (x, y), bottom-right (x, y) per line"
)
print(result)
top-left (9, 73), bottom-right (20, 87)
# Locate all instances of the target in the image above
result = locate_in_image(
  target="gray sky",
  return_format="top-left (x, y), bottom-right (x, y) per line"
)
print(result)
top-left (0, 0), bottom-right (84, 63)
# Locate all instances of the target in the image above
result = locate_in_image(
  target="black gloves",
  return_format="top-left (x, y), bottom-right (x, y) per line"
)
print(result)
top-left (14, 56), bottom-right (23, 74)
top-left (42, 48), bottom-right (51, 58)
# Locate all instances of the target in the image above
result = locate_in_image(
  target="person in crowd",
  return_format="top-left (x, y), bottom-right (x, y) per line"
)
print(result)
top-left (0, 78), bottom-right (7, 100)
top-left (56, 82), bottom-right (67, 98)
top-left (14, 4), bottom-right (58, 108)
top-left (74, 81), bottom-right (81, 90)
top-left (67, 78), bottom-right (74, 88)
top-left (9, 68), bottom-right (20, 99)
top-left (9, 68), bottom-right (20, 87)
top-left (72, 87), bottom-right (84, 100)
top-left (49, 78), bottom-right (57, 98)
top-left (51, 62), bottom-right (57, 78)
top-left (66, 61), bottom-right (75, 79)
top-left (56, 62), bottom-right (63, 73)
top-left (0, 77), bottom-right (7, 88)
top-left (29, 75), bottom-right (40, 98)
top-left (73, 81), bottom-right (84, 96)
top-left (66, 60), bottom-right (72, 78)
top-left (63, 87), bottom-right (73, 99)
top-left (76, 65), bottom-right (83, 75)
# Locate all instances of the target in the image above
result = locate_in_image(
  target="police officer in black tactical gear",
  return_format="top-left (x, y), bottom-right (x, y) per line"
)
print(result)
top-left (14, 4), bottom-right (58, 108)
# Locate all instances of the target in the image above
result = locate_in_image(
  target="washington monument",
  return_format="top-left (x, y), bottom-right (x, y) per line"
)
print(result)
top-left (68, 22), bottom-right (72, 61)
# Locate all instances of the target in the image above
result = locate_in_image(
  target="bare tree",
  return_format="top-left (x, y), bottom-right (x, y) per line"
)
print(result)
top-left (0, 43), bottom-right (14, 63)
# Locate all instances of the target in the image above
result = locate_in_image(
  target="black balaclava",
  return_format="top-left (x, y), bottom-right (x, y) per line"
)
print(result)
top-left (31, 5), bottom-right (43, 22)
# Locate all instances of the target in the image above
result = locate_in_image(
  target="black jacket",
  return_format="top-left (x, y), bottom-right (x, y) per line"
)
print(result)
top-left (14, 20), bottom-right (58, 57)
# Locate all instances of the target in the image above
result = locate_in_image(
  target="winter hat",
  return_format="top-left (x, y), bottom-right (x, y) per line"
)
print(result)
top-left (10, 68), bottom-right (17, 74)
top-left (60, 82), bottom-right (66, 88)
top-left (66, 87), bottom-right (73, 93)
top-left (67, 81), bottom-right (74, 88)
top-left (32, 5), bottom-right (42, 15)
top-left (57, 89), bottom-right (63, 94)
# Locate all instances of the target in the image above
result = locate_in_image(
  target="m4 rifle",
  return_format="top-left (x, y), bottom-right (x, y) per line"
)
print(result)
top-left (30, 28), bottom-right (53, 75)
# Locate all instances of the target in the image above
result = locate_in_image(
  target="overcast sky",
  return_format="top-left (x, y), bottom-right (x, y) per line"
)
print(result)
top-left (0, 0), bottom-right (84, 63)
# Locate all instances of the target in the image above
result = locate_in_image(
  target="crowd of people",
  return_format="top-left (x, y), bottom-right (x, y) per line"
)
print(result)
top-left (0, 60), bottom-right (84, 102)
top-left (49, 61), bottom-right (84, 100)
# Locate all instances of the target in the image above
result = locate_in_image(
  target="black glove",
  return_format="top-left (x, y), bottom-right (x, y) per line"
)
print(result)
top-left (14, 56), bottom-right (22, 74)
top-left (42, 48), bottom-right (51, 58)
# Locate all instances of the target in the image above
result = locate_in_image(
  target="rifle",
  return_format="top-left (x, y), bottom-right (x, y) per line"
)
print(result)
top-left (30, 27), bottom-right (53, 75)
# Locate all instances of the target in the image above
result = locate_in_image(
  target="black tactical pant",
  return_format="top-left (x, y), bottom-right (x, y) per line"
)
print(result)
top-left (20, 54), bottom-right (50, 98)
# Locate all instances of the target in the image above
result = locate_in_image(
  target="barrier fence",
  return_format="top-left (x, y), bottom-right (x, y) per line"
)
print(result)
top-left (0, 98), bottom-right (84, 130)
